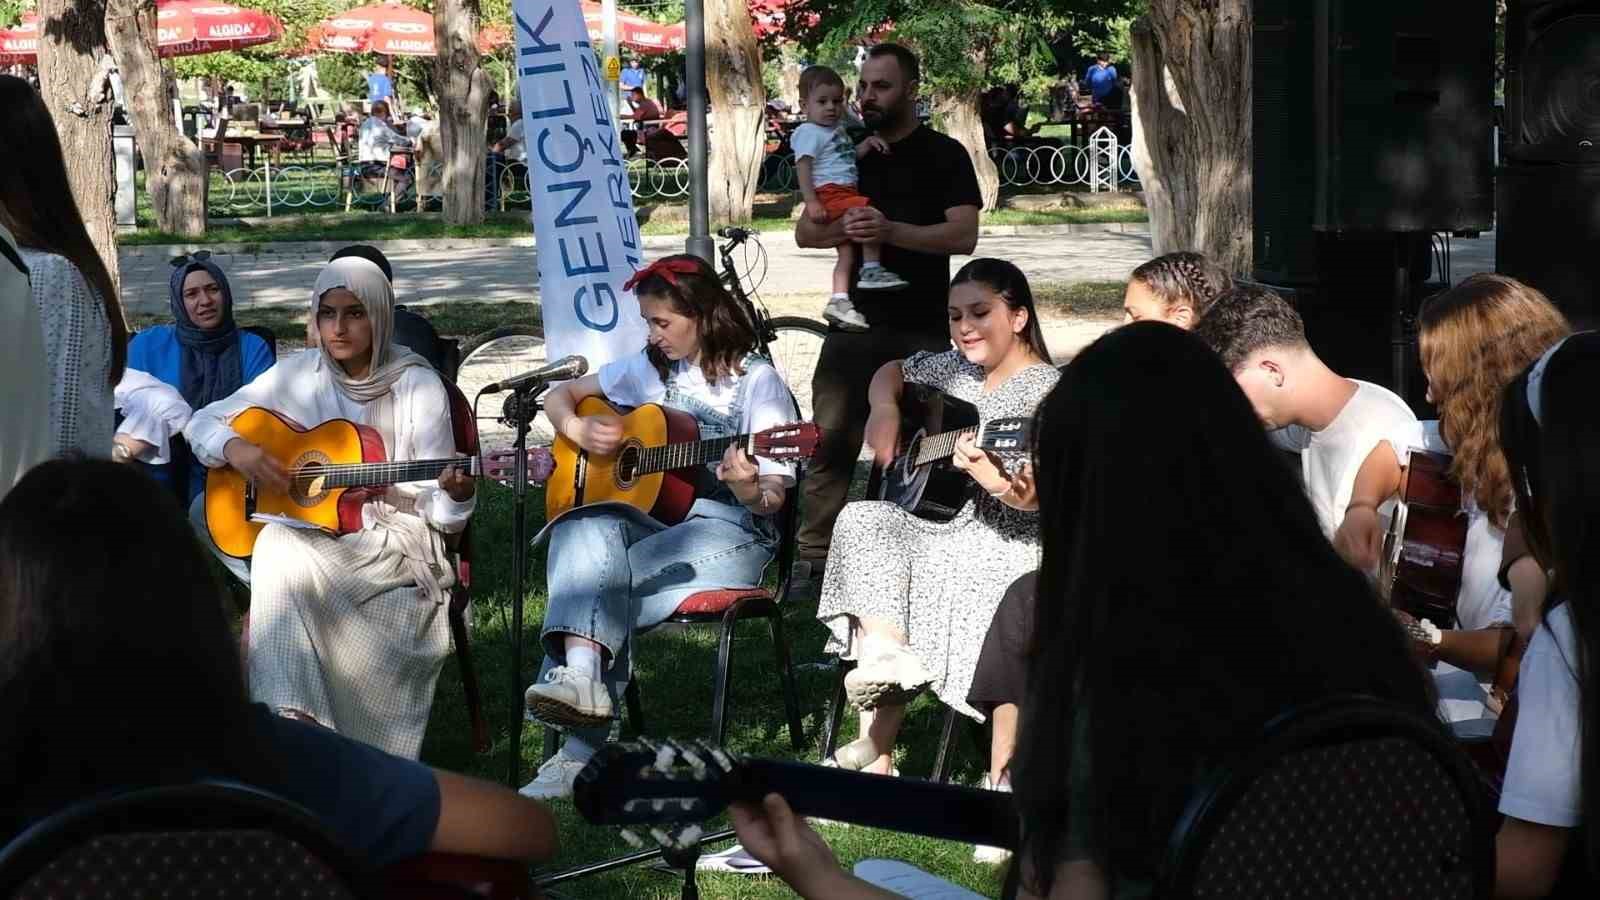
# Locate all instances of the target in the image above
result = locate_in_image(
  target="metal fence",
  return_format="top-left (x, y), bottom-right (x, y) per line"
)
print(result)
top-left (199, 143), bottom-right (1140, 218)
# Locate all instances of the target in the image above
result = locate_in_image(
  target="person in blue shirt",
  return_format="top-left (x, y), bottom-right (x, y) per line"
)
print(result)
top-left (367, 58), bottom-right (395, 111)
top-left (619, 58), bottom-right (646, 92)
top-left (126, 256), bottom-right (274, 501)
top-left (1085, 53), bottom-right (1118, 103)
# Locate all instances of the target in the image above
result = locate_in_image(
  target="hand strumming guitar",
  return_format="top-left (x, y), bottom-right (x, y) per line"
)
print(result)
top-left (224, 437), bottom-right (290, 493)
top-left (563, 413), bottom-right (626, 456)
top-left (864, 402), bottom-right (900, 467)
top-left (1334, 504), bottom-right (1384, 571)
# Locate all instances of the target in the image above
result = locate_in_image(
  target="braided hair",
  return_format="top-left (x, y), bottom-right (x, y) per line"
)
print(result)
top-left (1129, 252), bottom-right (1233, 319)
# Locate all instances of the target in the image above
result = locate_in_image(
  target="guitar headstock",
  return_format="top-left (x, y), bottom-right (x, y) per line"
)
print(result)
top-left (574, 738), bottom-right (742, 831)
top-left (977, 417), bottom-right (1032, 453)
top-left (751, 423), bottom-right (823, 462)
top-left (483, 447), bottom-right (556, 485)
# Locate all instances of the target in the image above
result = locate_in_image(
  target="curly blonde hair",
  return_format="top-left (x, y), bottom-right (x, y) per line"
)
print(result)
top-left (1417, 274), bottom-right (1571, 527)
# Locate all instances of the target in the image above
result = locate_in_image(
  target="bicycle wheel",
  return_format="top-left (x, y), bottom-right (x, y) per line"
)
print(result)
top-left (455, 324), bottom-right (553, 451)
top-left (765, 316), bottom-right (828, 422)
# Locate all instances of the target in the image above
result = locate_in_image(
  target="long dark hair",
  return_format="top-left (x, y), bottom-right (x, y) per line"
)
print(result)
top-left (950, 258), bottom-right (1051, 363)
top-left (0, 461), bottom-right (274, 837)
top-left (0, 74), bottom-right (127, 384)
top-left (634, 254), bottom-right (760, 383)
top-left (1501, 331), bottom-right (1600, 878)
top-left (1011, 323), bottom-right (1434, 895)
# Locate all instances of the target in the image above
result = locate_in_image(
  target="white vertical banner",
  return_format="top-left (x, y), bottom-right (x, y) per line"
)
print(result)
top-left (513, 0), bottom-right (648, 369)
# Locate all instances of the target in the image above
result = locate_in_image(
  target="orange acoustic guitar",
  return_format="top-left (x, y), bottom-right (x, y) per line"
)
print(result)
top-left (544, 397), bottom-right (821, 526)
top-left (205, 407), bottom-right (551, 559)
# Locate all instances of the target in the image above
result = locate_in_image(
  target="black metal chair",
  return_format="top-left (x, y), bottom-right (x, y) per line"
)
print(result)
top-left (0, 780), bottom-right (376, 899)
top-left (543, 478), bottom-right (808, 761)
top-left (1157, 695), bottom-right (1493, 899)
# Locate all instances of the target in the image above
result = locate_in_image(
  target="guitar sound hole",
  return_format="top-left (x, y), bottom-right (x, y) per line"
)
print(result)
top-left (289, 451), bottom-right (334, 507)
top-left (616, 445), bottom-right (641, 487)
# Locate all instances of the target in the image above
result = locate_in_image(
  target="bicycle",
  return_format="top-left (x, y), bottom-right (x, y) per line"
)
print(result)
top-left (453, 228), bottom-right (829, 449)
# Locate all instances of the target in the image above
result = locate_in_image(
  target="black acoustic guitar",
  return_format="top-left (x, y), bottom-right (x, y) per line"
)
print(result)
top-left (573, 738), bottom-right (1018, 851)
top-left (866, 384), bottom-right (1033, 522)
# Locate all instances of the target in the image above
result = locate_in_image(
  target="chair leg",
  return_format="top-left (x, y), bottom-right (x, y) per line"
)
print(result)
top-left (933, 706), bottom-right (959, 784)
top-left (768, 606), bottom-right (805, 751)
top-left (449, 589), bottom-right (490, 754)
top-left (711, 604), bottom-right (740, 746)
top-left (624, 678), bottom-right (645, 737)
top-left (541, 725), bottom-right (560, 765)
top-left (819, 657), bottom-right (851, 763)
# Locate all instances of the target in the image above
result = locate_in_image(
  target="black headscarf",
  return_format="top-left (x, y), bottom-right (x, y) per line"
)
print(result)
top-left (168, 259), bottom-right (244, 409)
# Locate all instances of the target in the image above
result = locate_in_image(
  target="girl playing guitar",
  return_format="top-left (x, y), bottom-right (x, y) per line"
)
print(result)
top-left (519, 255), bottom-right (798, 800)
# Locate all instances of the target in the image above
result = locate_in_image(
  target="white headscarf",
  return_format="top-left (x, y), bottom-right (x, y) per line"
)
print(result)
top-left (310, 257), bottom-right (430, 403)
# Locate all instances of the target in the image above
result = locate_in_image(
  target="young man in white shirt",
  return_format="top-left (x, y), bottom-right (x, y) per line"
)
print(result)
top-left (1195, 284), bottom-right (1418, 572)
top-left (357, 101), bottom-right (413, 203)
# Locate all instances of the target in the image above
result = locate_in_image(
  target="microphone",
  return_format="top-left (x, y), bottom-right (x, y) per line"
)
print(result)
top-left (483, 354), bottom-right (589, 394)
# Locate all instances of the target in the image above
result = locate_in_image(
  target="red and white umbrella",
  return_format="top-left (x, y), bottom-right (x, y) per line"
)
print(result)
top-left (1, 3), bottom-right (281, 64)
top-left (578, 2), bottom-right (685, 54)
top-left (309, 2), bottom-right (505, 56)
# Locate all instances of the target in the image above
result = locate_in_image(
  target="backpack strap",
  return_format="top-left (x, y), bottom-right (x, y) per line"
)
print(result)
top-left (0, 235), bottom-right (27, 278)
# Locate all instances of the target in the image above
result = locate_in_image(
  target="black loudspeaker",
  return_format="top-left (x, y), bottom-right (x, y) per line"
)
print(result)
top-left (1253, 0), bottom-right (1496, 285)
top-left (1496, 1), bottom-right (1600, 326)
top-left (1313, 0), bottom-right (1496, 234)
top-left (1253, 0), bottom-right (1319, 284)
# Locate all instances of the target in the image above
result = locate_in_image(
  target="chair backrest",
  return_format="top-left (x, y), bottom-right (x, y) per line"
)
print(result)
top-left (242, 324), bottom-right (279, 362)
top-left (1158, 695), bottom-right (1492, 900)
top-left (392, 306), bottom-right (452, 381)
top-left (0, 780), bottom-right (375, 900)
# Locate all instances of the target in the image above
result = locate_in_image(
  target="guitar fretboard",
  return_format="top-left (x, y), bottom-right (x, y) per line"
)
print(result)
top-left (291, 457), bottom-right (478, 489)
top-left (635, 434), bottom-right (754, 476)
top-left (912, 427), bottom-right (979, 467)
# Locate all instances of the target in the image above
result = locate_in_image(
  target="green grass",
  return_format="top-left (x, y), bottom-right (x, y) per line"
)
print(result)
top-left (415, 472), bottom-right (1008, 898)
top-left (1035, 280), bottom-right (1127, 318)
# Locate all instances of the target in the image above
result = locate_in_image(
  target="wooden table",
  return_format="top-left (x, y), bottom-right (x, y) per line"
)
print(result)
top-left (228, 133), bottom-right (285, 168)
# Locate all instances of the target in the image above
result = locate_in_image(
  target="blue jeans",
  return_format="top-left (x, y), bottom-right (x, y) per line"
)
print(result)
top-left (538, 499), bottom-right (775, 752)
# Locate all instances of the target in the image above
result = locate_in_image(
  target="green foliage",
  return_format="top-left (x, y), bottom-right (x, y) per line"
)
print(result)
top-left (0, 0), bottom-right (26, 26)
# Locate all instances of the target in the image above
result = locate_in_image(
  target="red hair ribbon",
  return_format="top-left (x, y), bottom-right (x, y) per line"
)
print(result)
top-left (624, 257), bottom-right (702, 292)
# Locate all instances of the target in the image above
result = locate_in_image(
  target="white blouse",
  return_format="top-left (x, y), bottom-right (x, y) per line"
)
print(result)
top-left (19, 249), bottom-right (115, 460)
top-left (184, 349), bottom-right (474, 534)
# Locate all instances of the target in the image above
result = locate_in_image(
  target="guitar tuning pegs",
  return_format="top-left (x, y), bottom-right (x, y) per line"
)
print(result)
top-left (620, 829), bottom-right (644, 849)
top-left (650, 828), bottom-right (674, 849)
top-left (653, 742), bottom-right (677, 772)
top-left (703, 743), bottom-right (735, 772)
top-left (675, 825), bottom-right (704, 850)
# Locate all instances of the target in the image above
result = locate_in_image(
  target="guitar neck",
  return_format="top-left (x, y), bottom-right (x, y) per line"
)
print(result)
top-left (635, 433), bottom-right (755, 476)
top-left (295, 456), bottom-right (479, 490)
top-left (912, 427), bottom-right (978, 467)
top-left (730, 758), bottom-right (1018, 849)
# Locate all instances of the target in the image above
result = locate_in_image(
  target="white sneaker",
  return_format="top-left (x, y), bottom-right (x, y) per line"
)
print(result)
top-left (972, 774), bottom-right (1014, 864)
top-left (823, 295), bottom-right (870, 332)
top-left (524, 666), bottom-right (613, 728)
top-left (815, 738), bottom-right (899, 829)
top-left (519, 747), bottom-right (589, 800)
top-left (844, 645), bottom-right (932, 710)
top-left (856, 266), bottom-right (909, 291)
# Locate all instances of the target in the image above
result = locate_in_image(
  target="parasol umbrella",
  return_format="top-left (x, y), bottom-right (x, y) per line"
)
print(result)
top-left (0, 3), bottom-right (282, 64)
top-left (309, 1), bottom-right (504, 56)
top-left (578, 1), bottom-right (685, 53)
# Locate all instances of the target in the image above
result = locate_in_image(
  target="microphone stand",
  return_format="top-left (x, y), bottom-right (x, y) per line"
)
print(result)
top-left (502, 382), bottom-right (546, 787)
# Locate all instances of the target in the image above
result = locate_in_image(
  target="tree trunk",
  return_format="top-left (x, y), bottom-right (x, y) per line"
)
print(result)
top-left (104, 0), bottom-right (207, 237)
top-left (705, 0), bottom-right (765, 224)
top-left (35, 0), bottom-right (121, 292)
top-left (433, 0), bottom-right (493, 225)
top-left (934, 89), bottom-right (999, 212)
top-left (1130, 3), bottom-right (1252, 275)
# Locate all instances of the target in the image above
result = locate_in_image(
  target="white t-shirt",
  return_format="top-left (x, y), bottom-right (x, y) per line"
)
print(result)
top-left (1500, 602), bottom-right (1581, 828)
top-left (358, 116), bottom-right (412, 163)
top-left (501, 119), bottom-right (528, 163)
top-left (789, 122), bottom-right (857, 191)
top-left (1409, 420), bottom-right (1514, 631)
top-left (597, 351), bottom-right (797, 485)
top-left (1271, 380), bottom-right (1418, 541)
top-left (0, 225), bottom-right (48, 499)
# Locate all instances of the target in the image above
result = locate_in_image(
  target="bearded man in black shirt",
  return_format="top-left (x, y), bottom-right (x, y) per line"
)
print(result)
top-left (792, 43), bottom-right (983, 590)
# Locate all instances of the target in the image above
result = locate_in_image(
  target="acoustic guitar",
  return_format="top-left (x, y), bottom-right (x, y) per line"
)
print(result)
top-left (573, 738), bottom-right (1017, 851)
top-left (205, 407), bottom-right (551, 559)
top-left (384, 853), bottom-right (538, 899)
top-left (1379, 449), bottom-right (1468, 628)
top-left (544, 397), bottom-right (821, 526)
top-left (866, 383), bottom-right (1033, 522)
